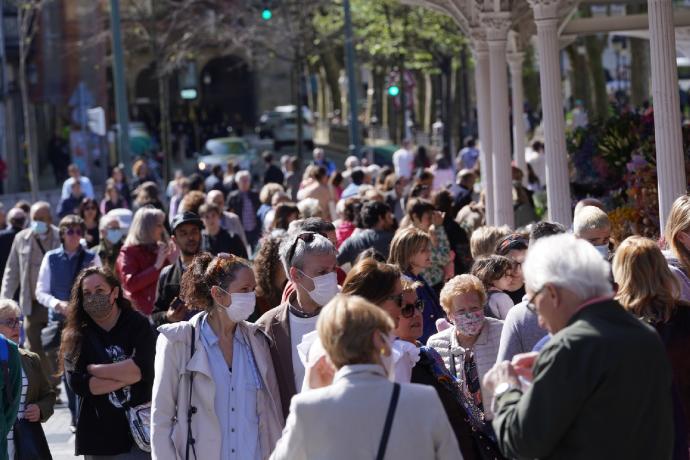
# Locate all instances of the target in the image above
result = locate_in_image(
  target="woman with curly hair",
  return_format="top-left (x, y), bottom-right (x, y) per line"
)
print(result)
top-left (253, 235), bottom-right (288, 319)
top-left (60, 267), bottom-right (155, 458)
top-left (151, 253), bottom-right (283, 459)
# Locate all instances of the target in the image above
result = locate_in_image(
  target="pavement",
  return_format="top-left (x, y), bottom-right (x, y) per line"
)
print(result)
top-left (45, 385), bottom-right (77, 459)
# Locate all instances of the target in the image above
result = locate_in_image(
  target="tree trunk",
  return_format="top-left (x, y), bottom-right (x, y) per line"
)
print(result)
top-left (156, 67), bottom-right (172, 186)
top-left (442, 56), bottom-right (453, 155)
top-left (582, 7), bottom-right (609, 121)
top-left (320, 52), bottom-right (341, 114)
top-left (565, 44), bottom-right (593, 114)
top-left (19, 56), bottom-right (38, 201)
top-left (628, 3), bottom-right (650, 106)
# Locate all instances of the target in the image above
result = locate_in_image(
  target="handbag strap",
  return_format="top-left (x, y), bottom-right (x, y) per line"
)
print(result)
top-left (375, 383), bottom-right (400, 460)
top-left (186, 324), bottom-right (197, 460)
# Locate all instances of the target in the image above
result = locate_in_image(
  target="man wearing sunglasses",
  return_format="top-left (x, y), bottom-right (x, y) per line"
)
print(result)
top-left (256, 231), bottom-right (338, 421)
top-left (35, 215), bottom-right (101, 430)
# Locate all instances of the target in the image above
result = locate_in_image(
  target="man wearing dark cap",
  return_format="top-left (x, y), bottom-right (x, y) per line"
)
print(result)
top-left (151, 212), bottom-right (203, 326)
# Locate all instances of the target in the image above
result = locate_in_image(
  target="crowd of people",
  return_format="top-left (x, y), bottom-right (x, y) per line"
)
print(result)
top-left (0, 144), bottom-right (686, 460)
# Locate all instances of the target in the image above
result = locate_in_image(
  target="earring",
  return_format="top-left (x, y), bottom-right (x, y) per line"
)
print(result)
top-left (380, 347), bottom-right (386, 356)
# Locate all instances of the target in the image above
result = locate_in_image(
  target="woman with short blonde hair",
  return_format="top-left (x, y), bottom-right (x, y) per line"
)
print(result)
top-left (612, 235), bottom-right (690, 453)
top-left (389, 227), bottom-right (445, 343)
top-left (116, 207), bottom-right (174, 314)
top-left (665, 194), bottom-right (690, 302)
top-left (271, 294), bottom-right (460, 460)
top-left (427, 274), bottom-right (504, 431)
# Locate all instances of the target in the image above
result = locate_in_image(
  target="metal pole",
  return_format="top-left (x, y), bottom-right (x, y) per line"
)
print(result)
top-left (343, 0), bottom-right (360, 154)
top-left (109, 0), bottom-right (131, 173)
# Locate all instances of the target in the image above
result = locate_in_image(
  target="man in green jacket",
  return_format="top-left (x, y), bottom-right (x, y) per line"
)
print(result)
top-left (484, 234), bottom-right (673, 460)
top-left (0, 334), bottom-right (21, 460)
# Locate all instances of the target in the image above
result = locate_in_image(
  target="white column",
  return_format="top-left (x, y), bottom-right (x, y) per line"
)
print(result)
top-left (508, 52), bottom-right (527, 186)
top-left (528, 0), bottom-right (572, 227)
top-left (649, 0), bottom-right (686, 226)
top-left (472, 29), bottom-right (494, 226)
top-left (483, 13), bottom-right (514, 228)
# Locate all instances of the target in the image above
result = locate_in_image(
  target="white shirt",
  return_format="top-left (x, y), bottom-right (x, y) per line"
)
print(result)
top-left (60, 176), bottom-right (95, 200)
top-left (35, 249), bottom-right (102, 308)
top-left (526, 149), bottom-right (546, 187)
top-left (392, 148), bottom-right (414, 179)
top-left (288, 312), bottom-right (319, 391)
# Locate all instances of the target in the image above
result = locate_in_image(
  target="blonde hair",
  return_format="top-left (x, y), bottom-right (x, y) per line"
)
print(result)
top-left (401, 278), bottom-right (423, 292)
top-left (260, 183), bottom-right (285, 205)
top-left (665, 194), bottom-right (690, 274)
top-left (317, 294), bottom-right (394, 369)
top-left (388, 227), bottom-right (431, 273)
top-left (470, 225), bottom-right (510, 259)
top-left (573, 206), bottom-right (610, 237)
top-left (439, 275), bottom-right (487, 316)
top-left (125, 207), bottom-right (166, 246)
top-left (0, 299), bottom-right (20, 319)
top-left (613, 236), bottom-right (679, 323)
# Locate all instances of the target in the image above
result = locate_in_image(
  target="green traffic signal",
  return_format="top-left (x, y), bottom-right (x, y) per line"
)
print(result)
top-left (261, 8), bottom-right (272, 20)
top-left (388, 85), bottom-right (400, 97)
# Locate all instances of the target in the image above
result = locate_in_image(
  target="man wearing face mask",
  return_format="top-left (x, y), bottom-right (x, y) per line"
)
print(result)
top-left (573, 205), bottom-right (612, 260)
top-left (256, 231), bottom-right (338, 421)
top-left (93, 213), bottom-right (125, 273)
top-left (151, 212), bottom-right (203, 327)
top-left (35, 215), bottom-right (101, 430)
top-left (1, 202), bottom-right (60, 386)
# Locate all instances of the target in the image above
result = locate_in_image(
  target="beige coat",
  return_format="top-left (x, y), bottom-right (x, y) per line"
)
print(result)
top-left (270, 364), bottom-right (462, 460)
top-left (151, 312), bottom-right (284, 460)
top-left (427, 318), bottom-right (503, 418)
top-left (0, 226), bottom-right (60, 315)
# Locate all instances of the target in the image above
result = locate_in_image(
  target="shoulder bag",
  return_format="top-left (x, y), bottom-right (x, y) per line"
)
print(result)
top-left (375, 383), bottom-right (400, 460)
top-left (186, 324), bottom-right (197, 460)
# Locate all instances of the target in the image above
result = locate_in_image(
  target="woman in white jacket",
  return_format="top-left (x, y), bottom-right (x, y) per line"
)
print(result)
top-left (271, 294), bottom-right (461, 460)
top-left (151, 253), bottom-right (283, 460)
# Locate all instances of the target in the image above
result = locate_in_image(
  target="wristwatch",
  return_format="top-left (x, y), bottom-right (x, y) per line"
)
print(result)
top-left (491, 381), bottom-right (521, 413)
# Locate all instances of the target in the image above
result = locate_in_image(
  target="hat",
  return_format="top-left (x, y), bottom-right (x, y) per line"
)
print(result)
top-left (171, 211), bottom-right (204, 233)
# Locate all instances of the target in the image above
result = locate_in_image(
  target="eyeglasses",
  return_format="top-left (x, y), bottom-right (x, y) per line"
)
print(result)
top-left (526, 286), bottom-right (545, 313)
top-left (401, 299), bottom-right (424, 318)
top-left (286, 232), bottom-right (316, 266)
top-left (65, 228), bottom-right (83, 237)
top-left (384, 293), bottom-right (403, 308)
top-left (0, 318), bottom-right (22, 329)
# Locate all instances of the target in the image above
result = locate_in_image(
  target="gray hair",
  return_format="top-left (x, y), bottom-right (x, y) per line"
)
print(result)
top-left (0, 299), bottom-right (20, 319)
top-left (297, 198), bottom-right (322, 219)
top-left (573, 206), bottom-right (610, 237)
top-left (30, 201), bottom-right (51, 220)
top-left (523, 233), bottom-right (613, 300)
top-left (235, 170), bottom-right (251, 182)
top-left (99, 213), bottom-right (121, 232)
top-left (279, 231), bottom-right (336, 276)
top-left (125, 207), bottom-right (166, 246)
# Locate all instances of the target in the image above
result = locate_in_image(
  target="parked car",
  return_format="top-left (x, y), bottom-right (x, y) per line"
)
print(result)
top-left (256, 105), bottom-right (315, 150)
top-left (197, 137), bottom-right (258, 176)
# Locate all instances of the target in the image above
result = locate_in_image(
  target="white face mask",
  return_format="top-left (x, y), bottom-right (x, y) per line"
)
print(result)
top-left (216, 287), bottom-right (256, 322)
top-left (298, 270), bottom-right (339, 306)
top-left (594, 244), bottom-right (609, 259)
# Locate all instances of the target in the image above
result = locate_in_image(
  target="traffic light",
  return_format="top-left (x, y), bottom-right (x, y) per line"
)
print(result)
top-left (388, 85), bottom-right (400, 97)
top-left (261, 7), bottom-right (272, 20)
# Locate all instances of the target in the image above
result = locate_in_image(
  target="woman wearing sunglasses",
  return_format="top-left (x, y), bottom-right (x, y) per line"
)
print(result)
top-left (388, 227), bottom-right (446, 343)
top-left (0, 299), bottom-right (55, 460)
top-left (35, 215), bottom-right (101, 431)
top-left (79, 198), bottom-right (102, 249)
top-left (427, 275), bottom-right (504, 455)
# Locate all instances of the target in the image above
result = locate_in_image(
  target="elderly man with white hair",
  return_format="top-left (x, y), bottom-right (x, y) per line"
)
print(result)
top-left (573, 205), bottom-right (611, 258)
top-left (1, 202), bottom-right (60, 385)
top-left (226, 170), bottom-right (261, 250)
top-left (483, 233), bottom-right (673, 459)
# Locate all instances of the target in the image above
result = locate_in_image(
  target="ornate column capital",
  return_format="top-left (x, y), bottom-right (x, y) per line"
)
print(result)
top-left (470, 27), bottom-right (489, 56)
top-left (527, 0), bottom-right (561, 21)
top-left (481, 12), bottom-right (512, 43)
